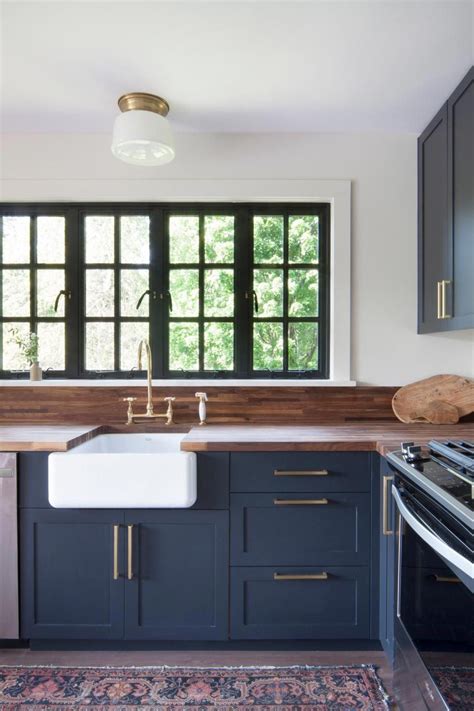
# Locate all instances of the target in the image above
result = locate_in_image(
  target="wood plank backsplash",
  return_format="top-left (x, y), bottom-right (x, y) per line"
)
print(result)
top-left (0, 385), bottom-right (401, 425)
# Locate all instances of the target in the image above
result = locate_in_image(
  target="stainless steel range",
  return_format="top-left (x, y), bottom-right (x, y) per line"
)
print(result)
top-left (387, 440), bottom-right (473, 711)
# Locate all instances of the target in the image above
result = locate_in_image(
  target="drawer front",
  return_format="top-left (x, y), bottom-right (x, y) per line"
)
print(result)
top-left (230, 453), bottom-right (370, 493)
top-left (231, 492), bottom-right (370, 566)
top-left (230, 566), bottom-right (370, 639)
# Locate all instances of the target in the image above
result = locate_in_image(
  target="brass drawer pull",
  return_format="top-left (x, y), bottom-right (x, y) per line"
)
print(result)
top-left (274, 572), bottom-right (328, 581)
top-left (274, 469), bottom-right (328, 477)
top-left (382, 475), bottom-right (393, 536)
top-left (273, 498), bottom-right (328, 505)
top-left (127, 525), bottom-right (134, 580)
top-left (432, 575), bottom-right (460, 584)
top-left (113, 524), bottom-right (120, 581)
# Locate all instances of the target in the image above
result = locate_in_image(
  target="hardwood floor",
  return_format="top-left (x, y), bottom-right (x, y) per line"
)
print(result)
top-left (0, 647), bottom-right (393, 700)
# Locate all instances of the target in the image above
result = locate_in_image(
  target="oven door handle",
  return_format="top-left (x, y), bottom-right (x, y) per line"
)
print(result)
top-left (392, 485), bottom-right (473, 580)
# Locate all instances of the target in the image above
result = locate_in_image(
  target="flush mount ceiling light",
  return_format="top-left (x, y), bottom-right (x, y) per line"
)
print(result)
top-left (111, 92), bottom-right (175, 166)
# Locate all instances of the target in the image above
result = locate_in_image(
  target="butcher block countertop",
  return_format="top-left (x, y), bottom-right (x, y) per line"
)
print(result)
top-left (181, 423), bottom-right (474, 454)
top-left (0, 425), bottom-right (100, 451)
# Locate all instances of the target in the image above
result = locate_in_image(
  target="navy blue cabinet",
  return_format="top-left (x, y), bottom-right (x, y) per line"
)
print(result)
top-left (379, 460), bottom-right (396, 662)
top-left (231, 566), bottom-right (370, 639)
top-left (21, 509), bottom-right (125, 639)
top-left (231, 492), bottom-right (370, 566)
top-left (124, 510), bottom-right (229, 640)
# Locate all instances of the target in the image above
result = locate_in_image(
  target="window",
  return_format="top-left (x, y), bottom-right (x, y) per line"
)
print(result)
top-left (0, 203), bottom-right (329, 378)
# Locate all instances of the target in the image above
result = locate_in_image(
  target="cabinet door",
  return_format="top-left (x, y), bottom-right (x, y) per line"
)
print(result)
top-left (124, 510), bottom-right (229, 640)
top-left (379, 467), bottom-right (396, 663)
top-left (20, 509), bottom-right (125, 639)
top-left (418, 103), bottom-right (450, 333)
top-left (448, 66), bottom-right (474, 330)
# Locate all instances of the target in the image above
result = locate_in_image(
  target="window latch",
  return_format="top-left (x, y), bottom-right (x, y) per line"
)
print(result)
top-left (245, 290), bottom-right (259, 314)
top-left (54, 289), bottom-right (71, 312)
top-left (136, 290), bottom-right (157, 311)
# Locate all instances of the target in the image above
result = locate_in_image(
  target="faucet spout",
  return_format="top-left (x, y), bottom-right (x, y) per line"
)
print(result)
top-left (138, 338), bottom-right (154, 416)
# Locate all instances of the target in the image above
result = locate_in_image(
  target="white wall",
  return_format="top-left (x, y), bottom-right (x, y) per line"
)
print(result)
top-left (1, 131), bottom-right (472, 385)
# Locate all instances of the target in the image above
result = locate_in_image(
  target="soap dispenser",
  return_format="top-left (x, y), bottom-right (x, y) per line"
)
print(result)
top-left (195, 392), bottom-right (208, 425)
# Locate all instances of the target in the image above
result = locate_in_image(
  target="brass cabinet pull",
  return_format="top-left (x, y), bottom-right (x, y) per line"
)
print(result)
top-left (274, 572), bottom-right (328, 581)
top-left (274, 469), bottom-right (328, 477)
top-left (432, 575), bottom-right (460, 583)
top-left (113, 525), bottom-right (120, 581)
top-left (437, 280), bottom-right (452, 319)
top-left (382, 475), bottom-right (394, 536)
top-left (273, 498), bottom-right (328, 505)
top-left (127, 525), bottom-right (134, 580)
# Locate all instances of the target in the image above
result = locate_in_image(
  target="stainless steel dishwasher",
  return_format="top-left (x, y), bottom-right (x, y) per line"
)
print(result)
top-left (0, 453), bottom-right (19, 639)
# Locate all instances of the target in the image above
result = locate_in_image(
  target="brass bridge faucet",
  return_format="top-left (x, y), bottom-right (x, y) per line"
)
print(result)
top-left (122, 338), bottom-right (175, 425)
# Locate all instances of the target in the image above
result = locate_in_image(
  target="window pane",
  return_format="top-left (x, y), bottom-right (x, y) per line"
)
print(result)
top-left (204, 322), bottom-right (234, 370)
top-left (289, 216), bottom-right (319, 263)
top-left (120, 269), bottom-right (149, 317)
top-left (85, 322), bottom-right (114, 370)
top-left (86, 269), bottom-right (114, 317)
top-left (2, 216), bottom-right (30, 263)
top-left (169, 216), bottom-right (199, 264)
top-left (289, 322), bottom-right (318, 370)
top-left (204, 269), bottom-right (234, 317)
top-left (253, 216), bottom-right (283, 264)
top-left (120, 321), bottom-right (149, 371)
top-left (169, 269), bottom-right (199, 317)
top-left (288, 269), bottom-right (319, 317)
top-left (2, 270), bottom-right (30, 316)
top-left (204, 216), bottom-right (234, 263)
top-left (2, 323), bottom-right (30, 370)
top-left (37, 216), bottom-right (65, 264)
top-left (169, 323), bottom-right (199, 370)
top-left (85, 215), bottom-right (114, 264)
top-left (120, 216), bottom-right (150, 264)
top-left (253, 322), bottom-right (283, 370)
top-left (37, 322), bottom-right (65, 370)
top-left (253, 269), bottom-right (283, 317)
top-left (37, 269), bottom-right (65, 317)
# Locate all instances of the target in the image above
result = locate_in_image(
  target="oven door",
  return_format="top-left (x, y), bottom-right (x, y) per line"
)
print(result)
top-left (392, 484), bottom-right (473, 711)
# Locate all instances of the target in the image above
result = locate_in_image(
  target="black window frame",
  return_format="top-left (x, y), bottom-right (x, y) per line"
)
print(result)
top-left (0, 202), bottom-right (330, 380)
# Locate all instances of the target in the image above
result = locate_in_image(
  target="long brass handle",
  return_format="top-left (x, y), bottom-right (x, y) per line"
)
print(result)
top-left (274, 572), bottom-right (328, 581)
top-left (274, 469), bottom-right (328, 477)
top-left (113, 525), bottom-right (119, 581)
top-left (432, 575), bottom-right (460, 583)
top-left (382, 475), bottom-right (394, 536)
top-left (127, 525), bottom-right (133, 580)
top-left (441, 279), bottom-right (451, 319)
top-left (437, 280), bottom-right (451, 319)
top-left (273, 498), bottom-right (328, 505)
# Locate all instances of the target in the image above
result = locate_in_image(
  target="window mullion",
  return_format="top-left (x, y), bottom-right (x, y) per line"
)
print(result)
top-left (65, 207), bottom-right (80, 377)
top-left (234, 205), bottom-right (251, 377)
top-left (151, 207), bottom-right (164, 378)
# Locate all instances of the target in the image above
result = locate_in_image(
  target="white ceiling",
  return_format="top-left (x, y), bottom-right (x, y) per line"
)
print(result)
top-left (1, 0), bottom-right (473, 134)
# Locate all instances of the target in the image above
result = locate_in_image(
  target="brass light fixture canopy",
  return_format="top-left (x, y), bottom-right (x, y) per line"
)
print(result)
top-left (118, 92), bottom-right (170, 117)
top-left (111, 91), bottom-right (175, 166)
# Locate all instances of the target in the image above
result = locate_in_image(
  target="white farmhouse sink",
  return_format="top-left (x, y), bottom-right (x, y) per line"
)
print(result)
top-left (48, 434), bottom-right (196, 509)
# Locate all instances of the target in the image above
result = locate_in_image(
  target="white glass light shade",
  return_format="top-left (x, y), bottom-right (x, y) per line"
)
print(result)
top-left (111, 110), bottom-right (175, 166)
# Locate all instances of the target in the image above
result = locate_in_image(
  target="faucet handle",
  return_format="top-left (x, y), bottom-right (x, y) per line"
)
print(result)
top-left (164, 396), bottom-right (175, 425)
top-left (122, 397), bottom-right (137, 425)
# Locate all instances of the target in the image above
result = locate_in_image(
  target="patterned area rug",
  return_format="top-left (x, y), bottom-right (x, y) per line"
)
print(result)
top-left (430, 667), bottom-right (474, 711)
top-left (0, 665), bottom-right (390, 709)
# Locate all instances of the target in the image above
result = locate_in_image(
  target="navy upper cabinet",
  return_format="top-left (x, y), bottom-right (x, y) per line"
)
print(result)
top-left (418, 67), bottom-right (473, 333)
top-left (448, 69), bottom-right (474, 330)
top-left (21, 509), bottom-right (125, 640)
top-left (124, 510), bottom-right (229, 640)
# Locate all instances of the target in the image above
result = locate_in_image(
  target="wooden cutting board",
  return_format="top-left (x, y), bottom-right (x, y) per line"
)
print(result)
top-left (392, 374), bottom-right (474, 424)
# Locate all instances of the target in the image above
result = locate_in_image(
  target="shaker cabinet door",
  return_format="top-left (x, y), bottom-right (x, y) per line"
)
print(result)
top-left (448, 66), bottom-right (474, 330)
top-left (20, 509), bottom-right (125, 639)
top-left (124, 510), bottom-right (229, 640)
